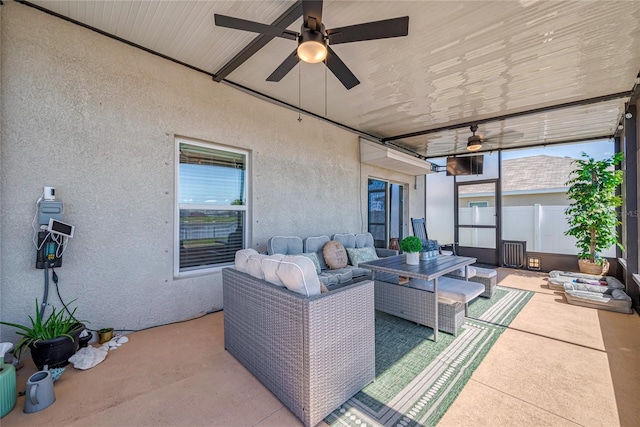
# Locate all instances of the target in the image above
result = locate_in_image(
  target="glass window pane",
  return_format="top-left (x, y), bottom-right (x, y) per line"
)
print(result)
top-left (176, 139), bottom-right (249, 274)
top-left (179, 210), bottom-right (244, 271)
top-left (501, 140), bottom-right (616, 255)
top-left (458, 228), bottom-right (496, 249)
top-left (179, 143), bottom-right (246, 206)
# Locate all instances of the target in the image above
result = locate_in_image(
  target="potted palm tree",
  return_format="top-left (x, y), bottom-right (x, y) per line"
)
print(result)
top-left (564, 152), bottom-right (624, 275)
top-left (0, 300), bottom-right (85, 370)
top-left (401, 236), bottom-right (423, 265)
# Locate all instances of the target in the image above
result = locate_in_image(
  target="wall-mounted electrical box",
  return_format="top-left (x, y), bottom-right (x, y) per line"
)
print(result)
top-left (38, 201), bottom-right (63, 226)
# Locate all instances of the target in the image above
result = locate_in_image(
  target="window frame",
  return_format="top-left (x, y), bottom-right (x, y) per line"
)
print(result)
top-left (174, 137), bottom-right (250, 277)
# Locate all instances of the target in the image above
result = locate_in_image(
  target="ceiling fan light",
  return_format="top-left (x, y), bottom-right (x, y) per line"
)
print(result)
top-left (467, 141), bottom-right (482, 152)
top-left (297, 40), bottom-right (327, 63)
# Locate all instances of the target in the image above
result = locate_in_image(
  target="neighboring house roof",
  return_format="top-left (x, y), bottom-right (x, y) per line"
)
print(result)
top-left (459, 155), bottom-right (576, 194)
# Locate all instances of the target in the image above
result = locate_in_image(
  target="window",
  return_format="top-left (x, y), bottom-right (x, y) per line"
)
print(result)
top-left (367, 179), bottom-right (404, 248)
top-left (501, 140), bottom-right (615, 255)
top-left (175, 138), bottom-right (248, 275)
top-left (468, 201), bottom-right (488, 208)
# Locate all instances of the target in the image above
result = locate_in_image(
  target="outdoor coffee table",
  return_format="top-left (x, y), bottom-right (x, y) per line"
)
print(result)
top-left (360, 254), bottom-right (476, 342)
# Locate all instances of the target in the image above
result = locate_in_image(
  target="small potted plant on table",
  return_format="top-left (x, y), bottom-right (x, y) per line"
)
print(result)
top-left (401, 236), bottom-right (423, 265)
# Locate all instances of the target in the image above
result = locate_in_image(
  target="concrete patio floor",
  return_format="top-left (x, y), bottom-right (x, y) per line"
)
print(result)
top-left (3, 268), bottom-right (639, 426)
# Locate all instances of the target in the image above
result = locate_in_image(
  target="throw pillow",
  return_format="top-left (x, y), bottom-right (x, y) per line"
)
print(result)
top-left (246, 254), bottom-right (267, 279)
top-left (323, 240), bottom-right (348, 269)
top-left (300, 252), bottom-right (322, 274)
top-left (346, 246), bottom-right (378, 267)
top-left (234, 248), bottom-right (258, 272)
top-left (262, 255), bottom-right (286, 287)
top-left (277, 256), bottom-right (321, 297)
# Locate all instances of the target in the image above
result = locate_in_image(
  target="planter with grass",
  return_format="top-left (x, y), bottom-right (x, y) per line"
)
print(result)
top-left (0, 300), bottom-right (85, 370)
top-left (401, 236), bottom-right (423, 265)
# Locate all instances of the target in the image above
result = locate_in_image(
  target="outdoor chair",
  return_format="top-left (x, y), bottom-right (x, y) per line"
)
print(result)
top-left (411, 218), bottom-right (456, 256)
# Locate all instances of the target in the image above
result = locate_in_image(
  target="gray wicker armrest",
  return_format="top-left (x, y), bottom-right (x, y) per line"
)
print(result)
top-left (222, 268), bottom-right (375, 427)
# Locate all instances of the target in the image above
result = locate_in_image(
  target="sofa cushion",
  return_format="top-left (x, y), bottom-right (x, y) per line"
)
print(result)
top-left (277, 256), bottom-right (321, 297)
top-left (300, 252), bottom-right (322, 274)
top-left (303, 235), bottom-right (330, 270)
top-left (267, 236), bottom-right (303, 255)
top-left (323, 240), bottom-right (349, 269)
top-left (319, 269), bottom-right (353, 285)
top-left (355, 233), bottom-right (375, 248)
top-left (448, 266), bottom-right (477, 279)
top-left (235, 249), bottom-right (258, 272)
top-left (407, 277), bottom-right (485, 304)
top-left (346, 247), bottom-right (378, 267)
top-left (262, 255), bottom-right (286, 287)
top-left (246, 254), bottom-right (268, 279)
top-left (333, 233), bottom-right (356, 249)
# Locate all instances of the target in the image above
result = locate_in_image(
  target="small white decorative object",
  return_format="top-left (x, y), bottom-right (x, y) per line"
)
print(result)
top-left (68, 346), bottom-right (108, 370)
top-left (405, 252), bottom-right (420, 265)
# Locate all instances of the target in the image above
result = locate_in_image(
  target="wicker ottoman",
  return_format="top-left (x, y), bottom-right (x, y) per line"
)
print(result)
top-left (472, 267), bottom-right (497, 298)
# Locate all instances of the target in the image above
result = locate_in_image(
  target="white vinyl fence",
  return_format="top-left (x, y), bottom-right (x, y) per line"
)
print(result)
top-left (459, 205), bottom-right (616, 257)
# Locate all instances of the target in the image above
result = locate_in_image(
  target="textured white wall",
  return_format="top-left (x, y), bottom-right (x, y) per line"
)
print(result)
top-left (0, 2), bottom-right (423, 338)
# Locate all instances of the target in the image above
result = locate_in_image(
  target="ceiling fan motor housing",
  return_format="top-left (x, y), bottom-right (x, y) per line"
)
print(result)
top-left (297, 24), bottom-right (327, 63)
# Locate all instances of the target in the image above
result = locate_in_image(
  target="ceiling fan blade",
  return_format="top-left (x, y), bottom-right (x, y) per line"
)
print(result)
top-left (302, 0), bottom-right (323, 30)
top-left (325, 46), bottom-right (360, 90)
top-left (214, 14), bottom-right (298, 40)
top-left (266, 50), bottom-right (300, 82)
top-left (327, 16), bottom-right (409, 45)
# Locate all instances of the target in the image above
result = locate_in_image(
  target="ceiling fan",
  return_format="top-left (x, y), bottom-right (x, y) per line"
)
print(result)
top-left (466, 124), bottom-right (524, 152)
top-left (214, 0), bottom-right (409, 90)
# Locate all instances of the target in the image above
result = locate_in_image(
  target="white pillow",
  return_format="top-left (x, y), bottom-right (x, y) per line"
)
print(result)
top-left (235, 249), bottom-right (258, 272)
top-left (277, 256), bottom-right (321, 297)
top-left (246, 254), bottom-right (268, 279)
top-left (262, 255), bottom-right (286, 287)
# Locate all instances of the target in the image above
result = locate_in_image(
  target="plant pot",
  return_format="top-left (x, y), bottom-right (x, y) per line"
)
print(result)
top-left (29, 323), bottom-right (85, 370)
top-left (98, 328), bottom-right (114, 344)
top-left (405, 252), bottom-right (420, 265)
top-left (578, 259), bottom-right (609, 276)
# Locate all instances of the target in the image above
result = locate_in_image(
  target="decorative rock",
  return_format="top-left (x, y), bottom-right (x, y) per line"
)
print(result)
top-left (69, 346), bottom-right (108, 370)
top-left (116, 336), bottom-right (129, 344)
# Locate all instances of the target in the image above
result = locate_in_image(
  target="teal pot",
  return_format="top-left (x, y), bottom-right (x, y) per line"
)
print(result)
top-left (28, 323), bottom-right (85, 370)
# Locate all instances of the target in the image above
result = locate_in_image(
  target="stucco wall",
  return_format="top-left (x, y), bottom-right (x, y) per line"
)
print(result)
top-left (0, 2), bottom-right (422, 338)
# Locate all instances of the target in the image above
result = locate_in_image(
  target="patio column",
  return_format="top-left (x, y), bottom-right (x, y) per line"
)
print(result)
top-left (623, 102), bottom-right (639, 308)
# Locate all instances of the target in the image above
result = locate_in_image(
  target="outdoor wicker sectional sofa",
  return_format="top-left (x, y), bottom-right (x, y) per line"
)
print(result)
top-left (222, 266), bottom-right (375, 427)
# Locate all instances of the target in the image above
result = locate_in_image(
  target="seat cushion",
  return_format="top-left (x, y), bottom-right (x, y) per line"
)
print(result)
top-left (407, 276), bottom-right (485, 304)
top-left (473, 267), bottom-right (497, 278)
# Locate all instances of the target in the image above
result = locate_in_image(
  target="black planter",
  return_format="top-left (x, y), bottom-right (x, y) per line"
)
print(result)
top-left (28, 323), bottom-right (85, 370)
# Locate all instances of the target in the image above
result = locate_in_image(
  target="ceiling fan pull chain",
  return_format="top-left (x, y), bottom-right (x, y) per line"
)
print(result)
top-left (298, 63), bottom-right (302, 122)
top-left (325, 62), bottom-right (328, 117)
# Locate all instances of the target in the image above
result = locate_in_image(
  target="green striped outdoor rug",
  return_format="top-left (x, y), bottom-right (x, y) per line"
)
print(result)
top-left (325, 286), bottom-right (533, 427)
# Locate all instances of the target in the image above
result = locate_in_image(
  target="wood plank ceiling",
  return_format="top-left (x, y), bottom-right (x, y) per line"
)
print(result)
top-left (27, 0), bottom-right (640, 158)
